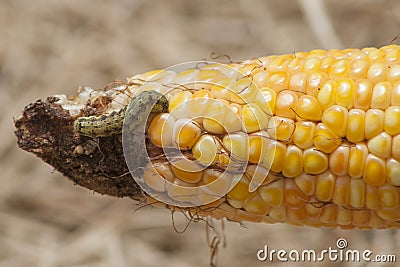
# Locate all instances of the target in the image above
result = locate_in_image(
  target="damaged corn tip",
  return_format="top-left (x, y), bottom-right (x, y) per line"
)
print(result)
top-left (127, 45), bottom-right (400, 229)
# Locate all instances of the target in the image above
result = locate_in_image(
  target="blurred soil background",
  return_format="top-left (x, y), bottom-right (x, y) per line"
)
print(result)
top-left (2, 0), bottom-right (400, 266)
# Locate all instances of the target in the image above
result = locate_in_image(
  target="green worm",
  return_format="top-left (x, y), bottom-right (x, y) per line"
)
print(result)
top-left (74, 90), bottom-right (169, 137)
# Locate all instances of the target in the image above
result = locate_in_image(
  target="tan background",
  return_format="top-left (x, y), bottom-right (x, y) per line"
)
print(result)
top-left (2, 0), bottom-right (400, 266)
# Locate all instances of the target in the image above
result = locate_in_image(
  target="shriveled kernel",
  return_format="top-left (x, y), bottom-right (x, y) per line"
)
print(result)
top-left (354, 79), bottom-right (373, 110)
top-left (332, 175), bottom-right (350, 206)
top-left (384, 106), bottom-right (400, 135)
top-left (315, 171), bottom-right (336, 202)
top-left (369, 210), bottom-right (387, 227)
top-left (363, 154), bottom-right (386, 186)
top-left (348, 144), bottom-right (368, 178)
top-left (314, 123), bottom-right (341, 153)
top-left (371, 82), bottom-right (391, 110)
top-left (365, 109), bottom-right (384, 139)
top-left (294, 172), bottom-right (316, 196)
top-left (268, 205), bottom-right (287, 222)
top-left (284, 179), bottom-right (310, 207)
top-left (259, 179), bottom-right (284, 207)
top-left (282, 145), bottom-right (303, 177)
top-left (321, 105), bottom-right (348, 137)
top-left (335, 79), bottom-right (355, 109)
top-left (387, 158), bottom-right (400, 186)
top-left (376, 208), bottom-right (400, 222)
top-left (366, 184), bottom-right (381, 209)
top-left (275, 90), bottom-right (298, 119)
top-left (329, 145), bottom-right (350, 176)
top-left (303, 148), bottom-right (329, 175)
top-left (349, 178), bottom-right (366, 208)
top-left (367, 62), bottom-right (388, 84)
top-left (295, 95), bottom-right (322, 121)
top-left (318, 80), bottom-right (336, 110)
top-left (379, 183), bottom-right (399, 208)
top-left (367, 132), bottom-right (392, 158)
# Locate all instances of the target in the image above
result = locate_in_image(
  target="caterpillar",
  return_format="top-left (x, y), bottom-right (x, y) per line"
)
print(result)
top-left (74, 90), bottom-right (169, 137)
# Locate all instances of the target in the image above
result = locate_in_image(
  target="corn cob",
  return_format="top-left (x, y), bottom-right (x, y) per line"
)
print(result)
top-left (73, 45), bottom-right (400, 229)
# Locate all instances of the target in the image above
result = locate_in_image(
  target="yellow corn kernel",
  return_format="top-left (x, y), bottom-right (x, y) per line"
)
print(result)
top-left (243, 192), bottom-right (270, 215)
top-left (262, 141), bottom-right (286, 173)
top-left (349, 178), bottom-right (366, 208)
top-left (289, 72), bottom-right (307, 93)
top-left (332, 175), bottom-right (350, 206)
top-left (315, 171), bottom-right (336, 202)
top-left (337, 206), bottom-right (352, 226)
top-left (210, 78), bottom-right (232, 100)
top-left (318, 80), bottom-right (336, 110)
top-left (267, 116), bottom-right (295, 142)
top-left (189, 89), bottom-right (214, 118)
top-left (259, 179), bottom-right (284, 207)
top-left (393, 134), bottom-right (400, 161)
top-left (293, 121), bottom-right (316, 149)
top-left (354, 79), bottom-right (373, 110)
top-left (230, 78), bottom-right (259, 104)
top-left (379, 183), bottom-right (399, 208)
top-left (148, 113), bottom-right (175, 147)
top-left (367, 132), bottom-right (392, 158)
top-left (330, 59), bottom-right (351, 78)
top-left (284, 179), bottom-right (310, 207)
top-left (329, 145), bottom-right (350, 176)
top-left (363, 154), bottom-right (386, 186)
top-left (366, 184), bottom-right (381, 209)
top-left (282, 145), bottom-right (303, 178)
top-left (222, 132), bottom-right (249, 165)
top-left (203, 99), bottom-right (227, 134)
top-left (242, 103), bottom-right (268, 133)
top-left (286, 206), bottom-right (306, 225)
top-left (348, 144), bottom-right (368, 178)
top-left (391, 82), bottom-right (400, 105)
top-left (320, 204), bottom-right (336, 224)
top-left (350, 59), bottom-right (369, 79)
top-left (275, 90), bottom-right (298, 119)
top-left (265, 71), bottom-right (288, 93)
top-left (303, 148), bottom-right (328, 175)
top-left (367, 62), bottom-right (388, 84)
top-left (346, 109), bottom-right (365, 142)
top-left (172, 118), bottom-right (201, 150)
top-left (352, 210), bottom-right (369, 227)
top-left (293, 172), bottom-right (316, 196)
top-left (227, 176), bottom-right (251, 208)
top-left (387, 158), bottom-right (400, 186)
top-left (268, 205), bottom-right (287, 222)
top-left (170, 158), bottom-right (204, 184)
top-left (371, 82), bottom-right (391, 109)
top-left (258, 87), bottom-right (276, 115)
top-left (192, 134), bottom-right (219, 166)
top-left (307, 72), bottom-right (328, 97)
top-left (143, 162), bottom-right (174, 192)
top-left (224, 103), bottom-right (242, 133)
top-left (295, 95), bottom-right (322, 121)
top-left (321, 105), bottom-right (348, 137)
top-left (384, 106), bottom-right (400, 135)
top-left (248, 134), bottom-right (270, 164)
top-left (168, 91), bottom-right (192, 119)
top-left (364, 108), bottom-right (384, 139)
top-left (335, 79), bottom-right (355, 109)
